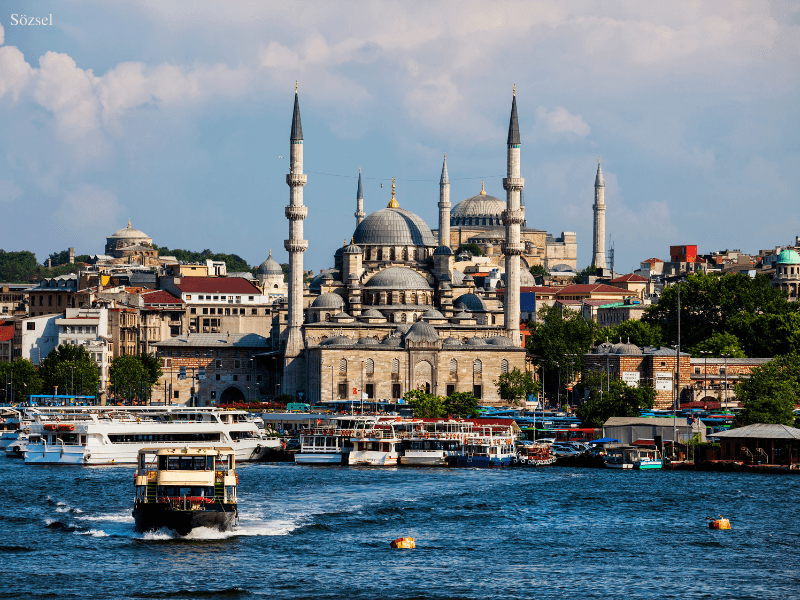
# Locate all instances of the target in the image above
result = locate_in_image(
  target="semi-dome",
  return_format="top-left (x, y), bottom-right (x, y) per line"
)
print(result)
top-left (360, 308), bottom-right (385, 319)
top-left (311, 293), bottom-right (345, 309)
top-left (465, 336), bottom-right (487, 346)
top-left (382, 336), bottom-right (402, 347)
top-left (365, 267), bottom-right (432, 290)
top-left (421, 308), bottom-right (445, 320)
top-left (257, 250), bottom-right (283, 275)
top-left (485, 336), bottom-right (515, 347)
top-left (356, 336), bottom-right (380, 346)
top-left (320, 335), bottom-right (353, 347)
top-left (777, 249), bottom-right (800, 265)
top-left (442, 337), bottom-right (463, 347)
top-left (405, 321), bottom-right (440, 343)
top-left (353, 207), bottom-right (436, 246)
top-left (595, 341), bottom-right (615, 354)
top-left (454, 293), bottom-right (487, 312)
top-left (451, 184), bottom-right (506, 226)
top-left (615, 341), bottom-right (641, 355)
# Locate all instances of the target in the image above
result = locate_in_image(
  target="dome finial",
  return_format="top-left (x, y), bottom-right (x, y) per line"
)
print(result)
top-left (387, 177), bottom-right (399, 208)
top-left (127, 219), bottom-right (131, 228)
top-left (295, 80), bottom-right (298, 93)
top-left (269, 248), bottom-right (272, 257)
top-left (480, 181), bottom-right (486, 195)
top-left (513, 84), bottom-right (516, 97)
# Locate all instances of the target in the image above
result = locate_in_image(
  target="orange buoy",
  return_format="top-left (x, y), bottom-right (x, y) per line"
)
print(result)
top-left (390, 536), bottom-right (416, 549)
top-left (709, 516), bottom-right (731, 530)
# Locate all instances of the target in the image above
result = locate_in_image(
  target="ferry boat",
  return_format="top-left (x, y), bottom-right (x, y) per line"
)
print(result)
top-left (348, 420), bottom-right (401, 466)
top-left (604, 446), bottom-right (663, 470)
top-left (295, 416), bottom-right (374, 465)
top-left (1, 409), bottom-right (31, 457)
top-left (133, 446), bottom-right (238, 535)
top-left (456, 425), bottom-right (517, 468)
top-left (24, 406), bottom-right (278, 466)
top-left (399, 419), bottom-right (472, 466)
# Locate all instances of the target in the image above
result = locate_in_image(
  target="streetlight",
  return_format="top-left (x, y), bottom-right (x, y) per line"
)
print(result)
top-left (699, 350), bottom-right (712, 405)
top-left (721, 353), bottom-right (731, 411)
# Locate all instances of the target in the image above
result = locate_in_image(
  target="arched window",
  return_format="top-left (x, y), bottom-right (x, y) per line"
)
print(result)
top-left (392, 358), bottom-right (400, 374)
top-left (473, 359), bottom-right (482, 374)
top-left (501, 359), bottom-right (509, 374)
top-left (339, 359), bottom-right (347, 374)
top-left (450, 358), bottom-right (457, 374)
top-left (366, 359), bottom-right (374, 375)
top-left (401, 313), bottom-right (407, 323)
top-left (325, 313), bottom-right (331, 322)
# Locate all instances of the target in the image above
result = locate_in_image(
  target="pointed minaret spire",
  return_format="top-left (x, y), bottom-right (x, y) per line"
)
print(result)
top-left (502, 87), bottom-right (524, 345)
top-left (507, 87), bottom-right (520, 146)
top-left (438, 153), bottom-right (451, 247)
top-left (290, 82), bottom-right (303, 141)
top-left (592, 158), bottom-right (607, 270)
top-left (355, 168), bottom-right (365, 227)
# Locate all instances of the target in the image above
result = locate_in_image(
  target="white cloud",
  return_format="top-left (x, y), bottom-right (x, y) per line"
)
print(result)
top-left (0, 178), bottom-right (22, 203)
top-left (0, 21), bottom-right (4, 45)
top-left (534, 106), bottom-right (590, 137)
top-left (0, 46), bottom-right (34, 102)
top-left (54, 184), bottom-right (124, 233)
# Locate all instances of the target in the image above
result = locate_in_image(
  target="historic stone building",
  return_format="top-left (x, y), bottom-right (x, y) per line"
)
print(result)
top-left (772, 248), bottom-right (800, 301)
top-left (280, 87), bottom-right (529, 405)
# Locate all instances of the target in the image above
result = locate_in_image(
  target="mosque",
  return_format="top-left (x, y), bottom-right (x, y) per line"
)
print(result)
top-left (278, 87), bottom-right (532, 405)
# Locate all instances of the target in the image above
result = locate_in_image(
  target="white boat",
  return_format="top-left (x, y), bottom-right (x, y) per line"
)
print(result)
top-left (3, 431), bottom-right (29, 458)
top-left (604, 446), bottom-right (663, 470)
top-left (456, 424), bottom-right (518, 468)
top-left (24, 406), bottom-right (280, 466)
top-left (399, 419), bottom-right (473, 466)
top-left (295, 416), bottom-right (374, 465)
top-left (348, 421), bottom-right (401, 466)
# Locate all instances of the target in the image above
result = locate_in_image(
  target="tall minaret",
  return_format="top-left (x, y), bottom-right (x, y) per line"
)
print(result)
top-left (592, 158), bottom-right (607, 269)
top-left (502, 86), bottom-right (524, 345)
top-left (283, 82), bottom-right (308, 395)
top-left (438, 154), bottom-right (450, 247)
top-left (355, 168), bottom-right (365, 227)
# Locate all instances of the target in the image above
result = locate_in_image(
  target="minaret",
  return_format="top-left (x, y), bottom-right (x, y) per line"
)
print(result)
top-left (438, 154), bottom-right (450, 247)
top-left (502, 86), bottom-right (524, 345)
top-left (283, 82), bottom-right (308, 395)
top-left (592, 158), bottom-right (607, 269)
top-left (355, 168), bottom-right (365, 227)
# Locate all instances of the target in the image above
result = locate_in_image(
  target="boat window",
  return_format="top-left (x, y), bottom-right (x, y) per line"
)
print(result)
top-left (167, 456), bottom-right (181, 470)
top-left (207, 456), bottom-right (214, 470)
top-left (193, 456), bottom-right (206, 470)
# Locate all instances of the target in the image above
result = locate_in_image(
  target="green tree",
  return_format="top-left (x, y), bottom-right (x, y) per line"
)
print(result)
top-left (688, 332), bottom-right (746, 358)
top-left (156, 246), bottom-right (251, 273)
top-left (138, 352), bottom-right (164, 388)
top-left (109, 355), bottom-right (149, 403)
top-left (735, 353), bottom-right (800, 426)
top-left (573, 264), bottom-right (597, 283)
top-left (38, 345), bottom-right (100, 398)
top-left (0, 359), bottom-right (43, 403)
top-left (495, 368), bottom-right (540, 406)
top-left (527, 304), bottom-right (599, 403)
top-left (444, 391), bottom-right (480, 418)
top-left (403, 389), bottom-right (446, 418)
top-left (529, 264), bottom-right (548, 278)
top-left (597, 319), bottom-right (664, 348)
top-left (576, 374), bottom-right (657, 428)
top-left (455, 243), bottom-right (483, 258)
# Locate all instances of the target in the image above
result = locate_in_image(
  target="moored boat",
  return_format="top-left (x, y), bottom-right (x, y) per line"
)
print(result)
top-left (348, 421), bottom-right (401, 466)
top-left (456, 424), bottom-right (517, 468)
top-left (514, 441), bottom-right (556, 466)
top-left (604, 446), bottom-right (663, 470)
top-left (133, 446), bottom-right (238, 536)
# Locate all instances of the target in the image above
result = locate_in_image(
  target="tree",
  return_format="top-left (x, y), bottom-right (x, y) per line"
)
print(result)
top-left (573, 264), bottom-right (597, 283)
top-left (444, 391), bottom-right (480, 418)
top-left (735, 353), bottom-right (800, 426)
top-left (110, 355), bottom-right (149, 403)
top-left (495, 368), bottom-right (539, 406)
top-left (403, 389), bottom-right (445, 418)
top-left (156, 246), bottom-right (251, 273)
top-left (138, 352), bottom-right (164, 388)
top-left (38, 345), bottom-right (100, 398)
top-left (597, 319), bottom-right (664, 348)
top-left (576, 374), bottom-right (657, 429)
top-left (455, 243), bottom-right (483, 258)
top-left (688, 332), bottom-right (746, 358)
top-left (529, 264), bottom-right (548, 278)
top-left (527, 304), bottom-right (599, 403)
top-left (0, 359), bottom-right (43, 403)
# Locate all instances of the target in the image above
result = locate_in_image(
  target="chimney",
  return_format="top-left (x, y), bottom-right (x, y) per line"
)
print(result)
top-left (69, 248), bottom-right (75, 264)
top-left (47, 258), bottom-right (52, 268)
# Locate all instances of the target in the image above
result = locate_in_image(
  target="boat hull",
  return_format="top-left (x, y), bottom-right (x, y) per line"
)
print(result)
top-left (348, 450), bottom-right (398, 466)
top-left (456, 456), bottom-right (512, 468)
top-left (295, 453), bottom-right (344, 465)
top-left (634, 461), bottom-right (663, 469)
top-left (400, 451), bottom-right (448, 466)
top-left (133, 502), bottom-right (237, 536)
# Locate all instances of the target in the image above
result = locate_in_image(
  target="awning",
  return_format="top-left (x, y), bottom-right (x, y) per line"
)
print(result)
top-left (588, 437), bottom-right (620, 445)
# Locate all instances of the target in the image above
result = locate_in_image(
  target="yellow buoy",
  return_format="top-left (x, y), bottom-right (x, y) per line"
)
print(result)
top-left (390, 536), bottom-right (416, 549)
top-left (709, 516), bottom-right (731, 530)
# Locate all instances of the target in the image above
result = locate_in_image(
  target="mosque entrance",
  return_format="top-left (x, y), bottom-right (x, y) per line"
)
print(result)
top-left (220, 386), bottom-right (246, 404)
top-left (414, 360), bottom-right (433, 395)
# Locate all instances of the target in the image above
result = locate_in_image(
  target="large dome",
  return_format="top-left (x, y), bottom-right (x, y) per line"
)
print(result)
top-left (365, 267), bottom-right (431, 290)
top-left (257, 250), bottom-right (283, 275)
top-left (451, 185), bottom-right (505, 226)
top-left (109, 221), bottom-right (150, 239)
top-left (777, 249), bottom-right (800, 265)
top-left (352, 208), bottom-right (436, 246)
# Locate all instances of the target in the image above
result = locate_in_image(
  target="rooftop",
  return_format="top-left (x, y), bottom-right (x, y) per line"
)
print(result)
top-left (174, 277), bottom-right (262, 295)
top-left (154, 333), bottom-right (270, 348)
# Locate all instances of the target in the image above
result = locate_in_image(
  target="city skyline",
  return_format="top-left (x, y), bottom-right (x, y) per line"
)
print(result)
top-left (0, 2), bottom-right (798, 274)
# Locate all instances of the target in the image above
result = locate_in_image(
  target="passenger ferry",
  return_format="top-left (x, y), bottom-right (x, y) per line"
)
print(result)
top-left (24, 406), bottom-right (278, 465)
top-left (604, 446), bottom-right (663, 470)
top-left (456, 424), bottom-right (517, 468)
top-left (399, 419), bottom-right (472, 466)
top-left (295, 416), bottom-right (375, 465)
top-left (0, 409), bottom-right (31, 457)
top-left (133, 446), bottom-right (238, 535)
top-left (348, 420), bottom-right (401, 466)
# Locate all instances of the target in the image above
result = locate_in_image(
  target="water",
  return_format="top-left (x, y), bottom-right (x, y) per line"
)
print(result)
top-left (2, 458), bottom-right (799, 600)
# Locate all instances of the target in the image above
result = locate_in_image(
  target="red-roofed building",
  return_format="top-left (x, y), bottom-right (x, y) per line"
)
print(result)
top-left (554, 284), bottom-right (637, 303)
top-left (0, 321), bottom-right (14, 362)
top-left (609, 273), bottom-right (653, 299)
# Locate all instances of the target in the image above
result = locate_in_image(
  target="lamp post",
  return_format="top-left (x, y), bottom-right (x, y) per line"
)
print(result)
top-left (721, 353), bottom-right (731, 411)
top-left (699, 350), bottom-right (711, 405)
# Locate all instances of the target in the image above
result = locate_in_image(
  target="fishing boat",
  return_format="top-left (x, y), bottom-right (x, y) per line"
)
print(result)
top-left (456, 424), bottom-right (517, 468)
top-left (24, 406), bottom-right (278, 465)
top-left (133, 446), bottom-right (238, 536)
top-left (604, 446), bottom-right (663, 470)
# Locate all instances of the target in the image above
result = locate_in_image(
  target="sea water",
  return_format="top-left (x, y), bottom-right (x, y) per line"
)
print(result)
top-left (1, 458), bottom-right (798, 600)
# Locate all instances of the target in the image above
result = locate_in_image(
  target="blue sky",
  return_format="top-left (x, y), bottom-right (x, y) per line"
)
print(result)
top-left (0, 1), bottom-right (798, 274)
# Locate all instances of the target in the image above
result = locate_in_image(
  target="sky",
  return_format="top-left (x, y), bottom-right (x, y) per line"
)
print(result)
top-left (0, 1), bottom-right (798, 275)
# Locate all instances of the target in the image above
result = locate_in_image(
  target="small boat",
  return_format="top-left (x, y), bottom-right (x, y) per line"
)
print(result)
top-left (514, 442), bottom-right (556, 466)
top-left (604, 446), bottom-right (663, 470)
top-left (295, 428), bottom-right (348, 465)
top-left (133, 446), bottom-right (239, 536)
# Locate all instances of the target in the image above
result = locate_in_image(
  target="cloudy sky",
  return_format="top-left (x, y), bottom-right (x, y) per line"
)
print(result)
top-left (0, 1), bottom-right (798, 274)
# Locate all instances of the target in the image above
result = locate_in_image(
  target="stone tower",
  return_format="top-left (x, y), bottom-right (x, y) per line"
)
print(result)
top-left (438, 154), bottom-right (450, 247)
top-left (592, 159), bottom-right (607, 270)
top-left (283, 84), bottom-right (308, 395)
top-left (355, 168), bottom-right (365, 227)
top-left (502, 87), bottom-right (524, 345)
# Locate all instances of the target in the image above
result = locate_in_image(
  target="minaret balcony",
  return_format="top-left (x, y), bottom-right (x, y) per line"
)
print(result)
top-left (501, 209), bottom-right (525, 225)
top-left (286, 173), bottom-right (308, 187)
top-left (285, 205), bottom-right (308, 220)
top-left (283, 239), bottom-right (308, 253)
top-left (502, 177), bottom-right (524, 191)
top-left (501, 242), bottom-right (525, 256)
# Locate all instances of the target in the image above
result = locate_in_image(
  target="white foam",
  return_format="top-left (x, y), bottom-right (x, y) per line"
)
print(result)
top-left (139, 529), bottom-right (175, 541)
top-left (55, 506), bottom-right (70, 513)
top-left (56, 501), bottom-right (67, 507)
top-left (76, 513), bottom-right (134, 523)
top-left (76, 529), bottom-right (108, 538)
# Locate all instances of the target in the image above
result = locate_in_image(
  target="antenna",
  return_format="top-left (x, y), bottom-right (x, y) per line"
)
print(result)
top-left (608, 241), bottom-right (615, 277)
